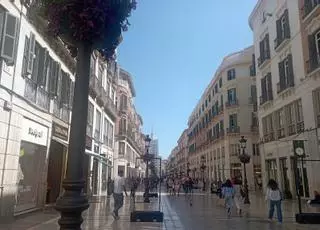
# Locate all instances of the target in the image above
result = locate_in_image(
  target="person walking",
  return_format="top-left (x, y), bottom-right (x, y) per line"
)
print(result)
top-left (266, 179), bottom-right (283, 223)
top-left (112, 170), bottom-right (128, 220)
top-left (233, 178), bottom-right (243, 215)
top-left (222, 179), bottom-right (235, 217)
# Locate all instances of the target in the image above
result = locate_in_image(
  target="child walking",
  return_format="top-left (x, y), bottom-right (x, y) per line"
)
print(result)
top-left (222, 179), bottom-right (235, 217)
top-left (265, 179), bottom-right (283, 223)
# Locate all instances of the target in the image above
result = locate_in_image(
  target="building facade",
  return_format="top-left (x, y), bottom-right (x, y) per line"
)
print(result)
top-left (0, 0), bottom-right (146, 218)
top-left (114, 68), bottom-right (145, 178)
top-left (249, 0), bottom-right (320, 198)
top-left (186, 46), bottom-right (260, 189)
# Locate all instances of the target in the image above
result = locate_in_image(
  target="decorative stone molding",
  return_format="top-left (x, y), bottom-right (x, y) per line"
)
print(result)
top-left (307, 15), bottom-right (320, 35)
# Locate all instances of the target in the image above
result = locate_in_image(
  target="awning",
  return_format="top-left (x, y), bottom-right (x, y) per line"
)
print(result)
top-left (85, 149), bottom-right (113, 167)
top-left (52, 136), bottom-right (69, 147)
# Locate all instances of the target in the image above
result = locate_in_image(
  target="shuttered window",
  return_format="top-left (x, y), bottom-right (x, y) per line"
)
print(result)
top-left (61, 71), bottom-right (71, 105)
top-left (27, 33), bottom-right (35, 73)
top-left (0, 12), bottom-right (19, 64)
top-left (22, 36), bottom-right (29, 76)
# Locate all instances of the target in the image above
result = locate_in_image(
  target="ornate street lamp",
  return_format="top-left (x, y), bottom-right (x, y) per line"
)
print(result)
top-left (200, 156), bottom-right (206, 191)
top-left (239, 136), bottom-right (250, 204)
top-left (143, 135), bottom-right (152, 203)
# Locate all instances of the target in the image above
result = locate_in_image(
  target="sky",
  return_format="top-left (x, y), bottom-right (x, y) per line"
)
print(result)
top-left (118, 0), bottom-right (257, 158)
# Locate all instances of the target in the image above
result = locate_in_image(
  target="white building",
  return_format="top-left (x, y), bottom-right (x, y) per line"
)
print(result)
top-left (187, 46), bottom-right (261, 189)
top-left (114, 68), bottom-right (145, 178)
top-left (249, 0), bottom-right (320, 198)
top-left (0, 1), bottom-right (117, 218)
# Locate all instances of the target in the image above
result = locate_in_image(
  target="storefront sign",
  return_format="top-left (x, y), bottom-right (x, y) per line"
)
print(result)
top-left (21, 118), bottom-right (48, 146)
top-left (52, 122), bottom-right (69, 141)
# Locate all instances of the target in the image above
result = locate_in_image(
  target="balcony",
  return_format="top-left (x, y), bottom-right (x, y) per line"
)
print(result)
top-left (297, 121), bottom-right (305, 133)
top-left (277, 80), bottom-right (294, 94)
top-left (306, 57), bottom-right (320, 75)
top-left (264, 132), bottom-right (275, 142)
top-left (302, 1), bottom-right (320, 20)
top-left (225, 99), bottom-right (239, 108)
top-left (227, 126), bottom-right (240, 134)
top-left (89, 74), bottom-right (101, 98)
top-left (277, 128), bottom-right (285, 139)
top-left (104, 96), bottom-right (117, 120)
top-left (274, 34), bottom-right (290, 52)
top-left (219, 129), bottom-right (225, 139)
top-left (53, 98), bottom-right (70, 123)
top-left (258, 50), bottom-right (270, 69)
top-left (260, 92), bottom-right (273, 106)
top-left (24, 78), bottom-right (50, 111)
top-left (288, 124), bottom-right (296, 136)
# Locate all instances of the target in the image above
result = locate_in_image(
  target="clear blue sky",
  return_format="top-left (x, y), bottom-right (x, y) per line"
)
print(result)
top-left (118, 0), bottom-right (257, 158)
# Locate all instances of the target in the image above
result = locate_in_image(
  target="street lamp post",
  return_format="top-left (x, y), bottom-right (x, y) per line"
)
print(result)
top-left (239, 136), bottom-right (250, 204)
top-left (143, 135), bottom-right (152, 203)
top-left (200, 156), bottom-right (206, 191)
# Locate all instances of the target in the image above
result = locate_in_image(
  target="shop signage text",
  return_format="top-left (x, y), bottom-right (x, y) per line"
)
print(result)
top-left (22, 118), bottom-right (48, 146)
top-left (52, 122), bottom-right (69, 141)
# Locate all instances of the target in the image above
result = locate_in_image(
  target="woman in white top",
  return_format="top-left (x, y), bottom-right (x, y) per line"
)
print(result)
top-left (265, 179), bottom-right (282, 223)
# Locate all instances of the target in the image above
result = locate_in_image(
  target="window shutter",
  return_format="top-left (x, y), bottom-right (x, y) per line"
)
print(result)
top-left (276, 19), bottom-right (281, 44)
top-left (308, 34), bottom-right (318, 70)
top-left (284, 9), bottom-right (290, 39)
top-left (267, 73), bottom-right (273, 100)
top-left (259, 40), bottom-right (264, 60)
top-left (261, 77), bottom-right (267, 98)
top-left (278, 60), bottom-right (285, 89)
top-left (49, 58), bottom-right (56, 95)
top-left (0, 12), bottom-right (19, 64)
top-left (69, 81), bottom-right (75, 109)
top-left (22, 36), bottom-right (29, 76)
top-left (287, 54), bottom-right (294, 87)
top-left (265, 34), bottom-right (270, 58)
top-left (27, 33), bottom-right (36, 74)
top-left (31, 43), bottom-right (39, 82)
top-left (55, 63), bottom-right (62, 97)
top-left (37, 47), bottom-right (46, 86)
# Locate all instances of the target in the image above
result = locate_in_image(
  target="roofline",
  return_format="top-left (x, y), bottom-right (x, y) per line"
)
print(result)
top-left (119, 68), bottom-right (136, 97)
top-left (248, 0), bottom-right (263, 30)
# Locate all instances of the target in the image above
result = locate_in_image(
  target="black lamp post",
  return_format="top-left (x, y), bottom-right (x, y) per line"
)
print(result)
top-left (239, 136), bottom-right (250, 204)
top-left (187, 162), bottom-right (190, 177)
top-left (143, 135), bottom-right (152, 203)
top-left (200, 156), bottom-right (206, 191)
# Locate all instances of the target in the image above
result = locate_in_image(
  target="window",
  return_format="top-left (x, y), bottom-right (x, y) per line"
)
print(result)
top-left (258, 34), bottom-right (270, 67)
top-left (87, 102), bottom-right (94, 137)
top-left (215, 84), bottom-right (218, 93)
top-left (250, 85), bottom-right (257, 103)
top-left (120, 118), bottom-right (127, 135)
top-left (219, 78), bottom-right (222, 87)
top-left (262, 114), bottom-right (274, 142)
top-left (314, 89), bottom-right (320, 127)
top-left (308, 30), bottom-right (320, 72)
top-left (220, 120), bottom-right (224, 132)
top-left (120, 94), bottom-right (128, 110)
top-left (208, 94), bottom-right (211, 102)
top-left (205, 99), bottom-right (208, 108)
top-left (278, 54), bottom-right (294, 93)
top-left (275, 108), bottom-right (285, 139)
top-left (252, 144), bottom-right (260, 156)
top-left (229, 114), bottom-right (237, 128)
top-left (230, 144), bottom-right (240, 156)
top-left (286, 102), bottom-right (296, 135)
top-left (227, 69), bottom-right (236, 80)
top-left (260, 73), bottom-right (273, 105)
top-left (108, 123), bottom-right (114, 148)
top-left (94, 110), bottom-right (101, 140)
top-left (303, 0), bottom-right (320, 18)
top-left (275, 9), bottom-right (290, 49)
top-left (119, 142), bottom-right (125, 156)
top-left (227, 88), bottom-right (237, 103)
top-left (103, 118), bottom-right (108, 144)
top-left (0, 12), bottom-right (19, 64)
top-left (220, 95), bottom-right (223, 108)
top-left (296, 99), bottom-right (304, 132)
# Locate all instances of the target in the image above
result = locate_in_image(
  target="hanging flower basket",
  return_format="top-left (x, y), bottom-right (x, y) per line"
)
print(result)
top-left (36, 0), bottom-right (136, 59)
